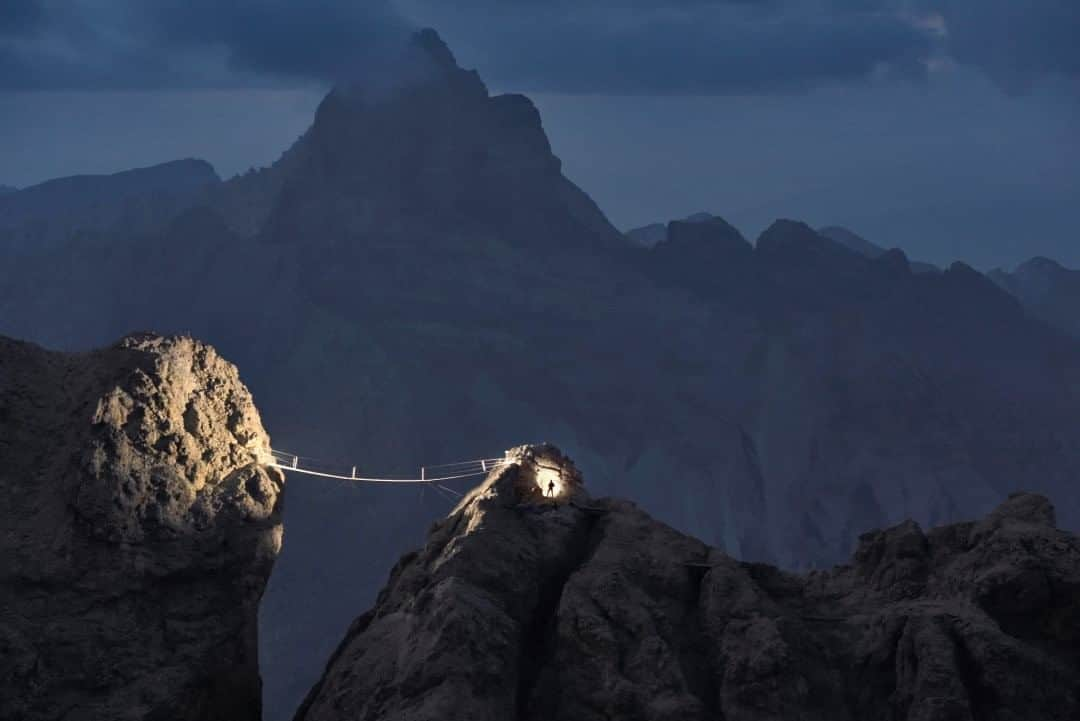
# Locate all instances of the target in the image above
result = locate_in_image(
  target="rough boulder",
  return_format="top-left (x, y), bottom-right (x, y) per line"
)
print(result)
top-left (0, 333), bottom-right (284, 721)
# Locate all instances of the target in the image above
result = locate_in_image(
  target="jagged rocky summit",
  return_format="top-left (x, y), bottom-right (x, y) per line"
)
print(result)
top-left (296, 445), bottom-right (1080, 721)
top-left (5, 29), bottom-right (1080, 720)
top-left (0, 333), bottom-right (284, 721)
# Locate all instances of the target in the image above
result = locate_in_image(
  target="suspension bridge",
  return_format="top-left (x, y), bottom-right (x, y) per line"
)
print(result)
top-left (267, 448), bottom-right (508, 500)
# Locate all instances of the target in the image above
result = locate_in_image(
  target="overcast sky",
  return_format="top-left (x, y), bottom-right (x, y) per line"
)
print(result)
top-left (2, 1), bottom-right (1077, 268)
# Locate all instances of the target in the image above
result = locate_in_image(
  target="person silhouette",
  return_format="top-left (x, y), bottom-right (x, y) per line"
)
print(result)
top-left (547, 479), bottom-right (556, 498)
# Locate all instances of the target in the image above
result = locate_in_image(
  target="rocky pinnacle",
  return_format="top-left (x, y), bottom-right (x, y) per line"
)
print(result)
top-left (296, 445), bottom-right (1080, 721)
top-left (0, 333), bottom-right (284, 721)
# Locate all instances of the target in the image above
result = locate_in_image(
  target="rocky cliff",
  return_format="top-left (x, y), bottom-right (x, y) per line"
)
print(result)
top-left (296, 445), bottom-right (1080, 721)
top-left (258, 28), bottom-right (623, 254)
top-left (3, 30), bottom-right (1080, 720)
top-left (0, 333), bottom-right (283, 721)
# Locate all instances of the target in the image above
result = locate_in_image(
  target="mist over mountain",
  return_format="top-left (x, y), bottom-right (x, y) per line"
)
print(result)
top-left (2, 30), bottom-right (1079, 720)
top-left (0, 185), bottom-right (15, 194)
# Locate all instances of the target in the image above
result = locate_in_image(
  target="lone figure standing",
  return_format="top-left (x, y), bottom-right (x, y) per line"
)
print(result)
top-left (547, 479), bottom-right (556, 498)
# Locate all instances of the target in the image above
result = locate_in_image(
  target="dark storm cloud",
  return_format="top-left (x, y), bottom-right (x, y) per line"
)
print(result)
top-left (0, 0), bottom-right (44, 36)
top-left (0, 1), bottom-right (1076, 93)
top-left (412, 0), bottom-right (1080, 93)
top-left (429, 4), bottom-right (936, 93)
top-left (147, 1), bottom-right (411, 80)
top-left (0, 0), bottom-right (411, 89)
top-left (928, 0), bottom-right (1080, 93)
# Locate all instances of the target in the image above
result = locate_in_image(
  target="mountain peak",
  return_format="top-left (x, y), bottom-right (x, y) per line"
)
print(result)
top-left (626, 212), bottom-right (743, 249)
top-left (664, 214), bottom-right (750, 255)
top-left (453, 444), bottom-right (587, 513)
top-left (756, 219), bottom-right (833, 258)
top-left (296, 446), bottom-right (1080, 721)
top-left (1017, 256), bottom-right (1068, 275)
top-left (266, 32), bottom-right (622, 252)
top-left (328, 27), bottom-right (477, 109)
top-left (411, 28), bottom-right (458, 70)
top-left (818, 225), bottom-right (885, 258)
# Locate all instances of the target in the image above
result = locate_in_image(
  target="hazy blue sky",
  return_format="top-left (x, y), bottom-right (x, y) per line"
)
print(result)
top-left (1, 1), bottom-right (1077, 268)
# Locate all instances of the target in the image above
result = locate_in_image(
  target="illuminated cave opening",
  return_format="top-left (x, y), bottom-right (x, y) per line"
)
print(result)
top-left (533, 465), bottom-right (564, 499)
top-left (504, 444), bottom-right (582, 503)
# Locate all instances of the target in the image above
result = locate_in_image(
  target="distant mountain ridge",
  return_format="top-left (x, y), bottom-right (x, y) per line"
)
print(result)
top-left (629, 217), bottom-right (943, 277)
top-left (991, 257), bottom-right (1080, 339)
top-left (626, 211), bottom-right (740, 248)
top-left (817, 225), bottom-right (940, 273)
top-left (0, 158), bottom-right (220, 248)
top-left (2, 29), bottom-right (1079, 721)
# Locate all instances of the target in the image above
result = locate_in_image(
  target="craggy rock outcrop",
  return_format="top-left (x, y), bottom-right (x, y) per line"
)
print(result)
top-left (6, 31), bottom-right (1080, 720)
top-left (0, 333), bottom-right (284, 721)
top-left (296, 445), bottom-right (1080, 721)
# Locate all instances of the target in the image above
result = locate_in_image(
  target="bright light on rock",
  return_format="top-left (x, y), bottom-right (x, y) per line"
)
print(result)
top-left (535, 466), bottom-right (563, 498)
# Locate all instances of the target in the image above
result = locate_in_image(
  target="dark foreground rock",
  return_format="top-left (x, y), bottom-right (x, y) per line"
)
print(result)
top-left (0, 333), bottom-right (284, 721)
top-left (296, 445), bottom-right (1080, 721)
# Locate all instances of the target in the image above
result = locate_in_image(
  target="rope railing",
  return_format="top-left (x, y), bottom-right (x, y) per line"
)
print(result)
top-left (267, 448), bottom-right (508, 485)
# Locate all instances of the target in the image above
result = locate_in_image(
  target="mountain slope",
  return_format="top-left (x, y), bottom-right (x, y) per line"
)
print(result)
top-left (991, 257), bottom-right (1080, 339)
top-left (2, 30), bottom-right (1080, 720)
top-left (625, 211), bottom-right (725, 248)
top-left (625, 221), bottom-right (666, 247)
top-left (0, 159), bottom-right (220, 250)
top-left (260, 29), bottom-right (622, 254)
top-left (296, 446), bottom-right (1080, 721)
top-left (818, 225), bottom-right (940, 274)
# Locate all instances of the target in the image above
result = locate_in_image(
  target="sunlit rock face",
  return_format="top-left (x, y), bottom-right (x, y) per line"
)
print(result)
top-left (295, 446), bottom-right (1080, 721)
top-left (0, 333), bottom-right (283, 721)
top-left (504, 444), bottom-right (584, 502)
top-left (4, 29), bottom-right (1080, 721)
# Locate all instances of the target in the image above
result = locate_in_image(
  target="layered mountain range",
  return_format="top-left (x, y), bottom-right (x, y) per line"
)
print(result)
top-left (1, 29), bottom-right (1079, 718)
top-left (3, 340), bottom-right (1075, 719)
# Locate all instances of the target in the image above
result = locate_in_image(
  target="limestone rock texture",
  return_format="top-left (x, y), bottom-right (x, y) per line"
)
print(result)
top-left (0, 332), bottom-right (284, 721)
top-left (296, 445), bottom-right (1079, 721)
